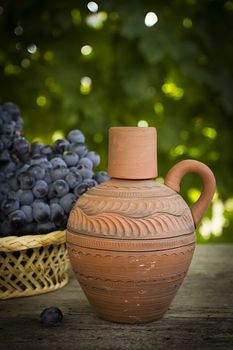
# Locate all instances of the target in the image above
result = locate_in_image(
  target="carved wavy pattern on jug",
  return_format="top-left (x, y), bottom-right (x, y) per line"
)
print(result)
top-left (98, 183), bottom-right (162, 190)
top-left (68, 206), bottom-right (195, 238)
top-left (67, 233), bottom-right (195, 251)
top-left (68, 245), bottom-right (195, 259)
top-left (75, 271), bottom-right (188, 286)
top-left (79, 281), bottom-right (183, 294)
top-left (89, 187), bottom-right (174, 198)
top-left (77, 194), bottom-right (188, 217)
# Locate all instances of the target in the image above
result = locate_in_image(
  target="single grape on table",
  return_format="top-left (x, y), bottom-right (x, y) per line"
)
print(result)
top-left (40, 307), bottom-right (63, 327)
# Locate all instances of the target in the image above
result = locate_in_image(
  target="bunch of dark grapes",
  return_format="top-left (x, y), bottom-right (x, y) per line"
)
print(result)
top-left (0, 102), bottom-right (109, 237)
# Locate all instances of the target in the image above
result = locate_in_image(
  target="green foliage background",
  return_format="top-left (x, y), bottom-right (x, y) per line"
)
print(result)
top-left (0, 0), bottom-right (233, 242)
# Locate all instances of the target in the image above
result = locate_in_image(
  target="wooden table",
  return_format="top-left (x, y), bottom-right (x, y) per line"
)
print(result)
top-left (1, 244), bottom-right (233, 349)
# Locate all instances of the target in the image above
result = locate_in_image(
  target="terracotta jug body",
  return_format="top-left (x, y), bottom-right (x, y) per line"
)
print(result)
top-left (67, 127), bottom-right (216, 324)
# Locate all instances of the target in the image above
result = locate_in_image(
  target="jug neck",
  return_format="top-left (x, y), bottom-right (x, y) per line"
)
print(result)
top-left (107, 127), bottom-right (157, 180)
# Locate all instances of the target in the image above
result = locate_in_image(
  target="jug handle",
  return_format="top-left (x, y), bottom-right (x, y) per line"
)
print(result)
top-left (164, 159), bottom-right (216, 227)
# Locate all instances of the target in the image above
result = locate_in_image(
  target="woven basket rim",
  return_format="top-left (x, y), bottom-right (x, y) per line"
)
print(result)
top-left (0, 229), bottom-right (66, 252)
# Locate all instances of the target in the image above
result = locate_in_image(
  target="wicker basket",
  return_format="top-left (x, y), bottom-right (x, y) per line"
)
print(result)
top-left (0, 230), bottom-right (69, 300)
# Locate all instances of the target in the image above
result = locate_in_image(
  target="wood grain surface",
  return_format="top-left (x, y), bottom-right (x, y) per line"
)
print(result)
top-left (1, 244), bottom-right (233, 350)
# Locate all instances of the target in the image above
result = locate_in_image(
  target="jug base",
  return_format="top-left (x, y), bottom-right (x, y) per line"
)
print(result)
top-left (96, 312), bottom-right (165, 324)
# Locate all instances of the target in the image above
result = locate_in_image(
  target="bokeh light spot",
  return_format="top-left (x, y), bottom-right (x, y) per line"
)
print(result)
top-left (225, 197), bottom-right (233, 211)
top-left (109, 12), bottom-right (119, 21)
top-left (162, 82), bottom-right (184, 100)
top-left (202, 127), bottom-right (217, 140)
top-left (93, 133), bottom-right (103, 143)
top-left (15, 42), bottom-right (22, 50)
top-left (32, 137), bottom-right (43, 143)
top-left (27, 44), bottom-right (37, 54)
top-left (188, 188), bottom-right (201, 203)
top-left (138, 120), bottom-right (149, 127)
top-left (156, 177), bottom-right (164, 184)
top-left (183, 17), bottom-right (193, 28)
top-left (209, 151), bottom-right (219, 161)
top-left (80, 76), bottom-right (92, 95)
top-left (81, 45), bottom-right (93, 56)
top-left (194, 117), bottom-right (203, 128)
top-left (169, 145), bottom-right (187, 157)
top-left (4, 64), bottom-right (20, 75)
top-left (81, 76), bottom-right (92, 86)
top-left (52, 130), bottom-right (65, 142)
top-left (87, 1), bottom-right (98, 13)
top-left (211, 200), bottom-right (225, 237)
top-left (154, 102), bottom-right (164, 115)
top-left (36, 95), bottom-right (47, 107)
top-left (188, 147), bottom-right (201, 157)
top-left (44, 51), bottom-right (54, 61)
top-left (14, 26), bottom-right (23, 36)
top-left (71, 9), bottom-right (81, 25)
top-left (144, 12), bottom-right (158, 27)
top-left (86, 12), bottom-right (107, 29)
top-left (199, 218), bottom-right (211, 240)
top-left (21, 58), bottom-right (30, 68)
top-left (45, 77), bottom-right (62, 94)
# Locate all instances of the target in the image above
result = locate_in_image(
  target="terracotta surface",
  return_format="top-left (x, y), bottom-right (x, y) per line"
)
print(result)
top-left (164, 159), bottom-right (216, 226)
top-left (67, 126), bottom-right (216, 324)
top-left (108, 127), bottom-right (157, 179)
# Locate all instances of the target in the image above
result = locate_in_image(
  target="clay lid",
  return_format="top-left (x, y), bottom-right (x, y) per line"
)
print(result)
top-left (108, 127), bottom-right (157, 179)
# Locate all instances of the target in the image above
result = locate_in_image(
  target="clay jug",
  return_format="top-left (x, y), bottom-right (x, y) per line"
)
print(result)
top-left (67, 127), bottom-right (216, 324)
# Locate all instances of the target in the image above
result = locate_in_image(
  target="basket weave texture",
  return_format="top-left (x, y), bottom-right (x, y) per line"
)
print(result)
top-left (0, 230), bottom-right (68, 300)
